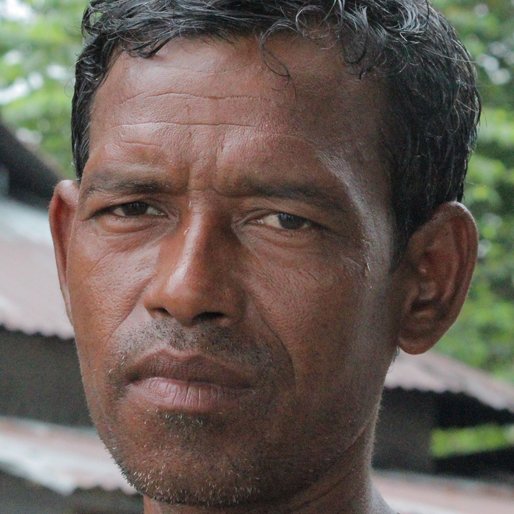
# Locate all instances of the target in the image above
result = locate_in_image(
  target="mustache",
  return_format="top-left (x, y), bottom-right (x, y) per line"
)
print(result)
top-left (107, 319), bottom-right (275, 384)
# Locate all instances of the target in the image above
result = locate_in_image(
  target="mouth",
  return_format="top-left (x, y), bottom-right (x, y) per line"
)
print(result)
top-left (124, 350), bottom-right (254, 414)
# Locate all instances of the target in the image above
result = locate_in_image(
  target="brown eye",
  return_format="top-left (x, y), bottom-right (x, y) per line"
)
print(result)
top-left (259, 213), bottom-right (312, 230)
top-left (111, 202), bottom-right (163, 217)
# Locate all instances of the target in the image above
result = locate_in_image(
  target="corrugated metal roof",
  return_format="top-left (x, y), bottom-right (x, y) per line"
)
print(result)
top-left (0, 416), bottom-right (135, 496)
top-left (374, 471), bottom-right (514, 514)
top-left (385, 351), bottom-right (514, 416)
top-left (0, 199), bottom-right (73, 339)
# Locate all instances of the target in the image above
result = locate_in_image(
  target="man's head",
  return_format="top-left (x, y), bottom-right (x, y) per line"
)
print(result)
top-left (72, 0), bottom-right (480, 252)
top-left (50, 1), bottom-right (479, 512)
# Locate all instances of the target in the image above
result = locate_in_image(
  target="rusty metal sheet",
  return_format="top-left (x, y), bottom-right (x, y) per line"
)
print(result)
top-left (385, 351), bottom-right (514, 415)
top-left (374, 471), bottom-right (514, 514)
top-left (0, 199), bottom-right (73, 339)
top-left (0, 416), bottom-right (135, 495)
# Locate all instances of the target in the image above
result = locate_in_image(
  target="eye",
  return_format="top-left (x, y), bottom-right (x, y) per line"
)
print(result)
top-left (258, 212), bottom-right (312, 230)
top-left (109, 202), bottom-right (164, 217)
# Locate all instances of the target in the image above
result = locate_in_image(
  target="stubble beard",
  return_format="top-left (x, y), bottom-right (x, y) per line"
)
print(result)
top-left (100, 409), bottom-right (294, 508)
top-left (84, 320), bottom-right (356, 509)
top-left (98, 400), bottom-right (357, 510)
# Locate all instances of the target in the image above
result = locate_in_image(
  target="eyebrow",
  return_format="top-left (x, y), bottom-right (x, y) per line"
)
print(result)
top-left (80, 174), bottom-right (350, 215)
top-left (80, 176), bottom-right (178, 200)
top-left (242, 181), bottom-right (350, 214)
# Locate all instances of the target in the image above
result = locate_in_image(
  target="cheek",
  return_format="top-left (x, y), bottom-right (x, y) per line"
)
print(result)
top-left (247, 250), bottom-right (392, 412)
top-left (67, 230), bottom-right (157, 378)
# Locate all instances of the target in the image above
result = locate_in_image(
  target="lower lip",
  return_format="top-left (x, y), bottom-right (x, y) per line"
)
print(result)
top-left (126, 377), bottom-right (251, 413)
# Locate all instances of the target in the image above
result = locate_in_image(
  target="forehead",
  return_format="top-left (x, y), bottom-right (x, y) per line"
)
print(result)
top-left (94, 36), bottom-right (372, 115)
top-left (87, 36), bottom-right (388, 204)
top-left (91, 36), bottom-right (384, 144)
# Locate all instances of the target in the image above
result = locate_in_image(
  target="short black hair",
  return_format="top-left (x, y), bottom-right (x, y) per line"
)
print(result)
top-left (72, 0), bottom-right (480, 250)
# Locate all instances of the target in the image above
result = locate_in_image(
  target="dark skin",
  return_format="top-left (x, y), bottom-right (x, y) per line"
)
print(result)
top-left (50, 36), bottom-right (477, 513)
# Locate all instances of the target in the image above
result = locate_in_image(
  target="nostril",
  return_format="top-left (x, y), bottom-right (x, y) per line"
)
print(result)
top-left (194, 312), bottom-right (225, 323)
top-left (148, 304), bottom-right (228, 326)
top-left (193, 312), bottom-right (225, 324)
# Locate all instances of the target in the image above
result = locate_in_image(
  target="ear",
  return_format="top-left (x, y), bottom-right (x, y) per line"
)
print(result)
top-left (49, 180), bottom-right (80, 322)
top-left (395, 202), bottom-right (478, 355)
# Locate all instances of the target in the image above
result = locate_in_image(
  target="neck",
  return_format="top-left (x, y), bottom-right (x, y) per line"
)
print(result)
top-left (143, 421), bottom-right (394, 514)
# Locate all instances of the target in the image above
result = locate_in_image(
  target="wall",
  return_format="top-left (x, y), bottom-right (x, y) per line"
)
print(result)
top-left (0, 471), bottom-right (142, 514)
top-left (374, 389), bottom-right (436, 473)
top-left (0, 328), bottom-right (90, 426)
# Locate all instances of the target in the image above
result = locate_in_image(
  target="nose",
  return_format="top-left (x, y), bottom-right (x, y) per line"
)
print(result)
top-left (143, 216), bottom-right (245, 327)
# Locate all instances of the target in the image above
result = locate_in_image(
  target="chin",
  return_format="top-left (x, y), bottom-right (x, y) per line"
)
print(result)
top-left (97, 408), bottom-right (340, 509)
top-left (122, 465), bottom-right (266, 508)
top-left (117, 453), bottom-right (323, 509)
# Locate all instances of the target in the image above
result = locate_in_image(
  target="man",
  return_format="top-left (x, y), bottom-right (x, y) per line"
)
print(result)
top-left (50, 1), bottom-right (480, 512)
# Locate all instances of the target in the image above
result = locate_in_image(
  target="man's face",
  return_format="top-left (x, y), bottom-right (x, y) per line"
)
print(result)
top-left (61, 37), bottom-right (400, 506)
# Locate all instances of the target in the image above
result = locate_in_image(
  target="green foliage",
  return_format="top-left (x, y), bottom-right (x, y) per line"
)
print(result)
top-left (0, 0), bottom-right (84, 174)
top-left (0, 0), bottom-right (513, 382)
top-left (431, 0), bottom-right (514, 382)
top-left (432, 424), bottom-right (514, 457)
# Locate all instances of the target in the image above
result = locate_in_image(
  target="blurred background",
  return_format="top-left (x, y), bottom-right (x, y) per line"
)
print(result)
top-left (0, 0), bottom-right (513, 513)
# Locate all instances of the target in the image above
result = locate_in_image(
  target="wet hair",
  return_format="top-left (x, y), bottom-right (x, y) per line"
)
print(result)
top-left (72, 0), bottom-right (480, 250)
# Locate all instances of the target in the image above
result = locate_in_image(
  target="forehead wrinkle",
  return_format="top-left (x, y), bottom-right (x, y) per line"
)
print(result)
top-left (93, 92), bottom-right (293, 137)
top-left (97, 125), bottom-right (356, 182)
top-left (116, 138), bottom-right (162, 149)
top-left (112, 52), bottom-right (288, 94)
top-left (119, 120), bottom-right (259, 129)
top-left (94, 124), bottom-right (325, 162)
top-left (121, 89), bottom-right (281, 105)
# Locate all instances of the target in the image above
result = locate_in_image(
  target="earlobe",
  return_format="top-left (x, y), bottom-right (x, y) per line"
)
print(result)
top-left (396, 202), bottom-right (478, 355)
top-left (49, 180), bottom-right (80, 322)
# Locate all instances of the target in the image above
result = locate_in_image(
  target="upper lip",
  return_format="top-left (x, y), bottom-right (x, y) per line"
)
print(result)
top-left (125, 350), bottom-right (253, 389)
